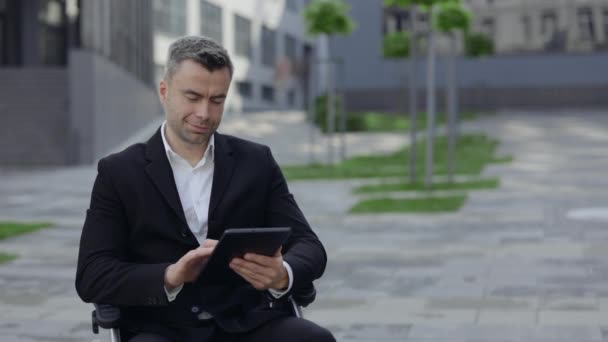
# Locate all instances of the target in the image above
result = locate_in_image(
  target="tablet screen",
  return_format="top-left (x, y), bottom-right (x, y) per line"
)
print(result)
top-left (198, 227), bottom-right (291, 285)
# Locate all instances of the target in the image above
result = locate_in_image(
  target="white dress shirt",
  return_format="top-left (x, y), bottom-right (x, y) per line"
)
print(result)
top-left (160, 122), bottom-right (292, 302)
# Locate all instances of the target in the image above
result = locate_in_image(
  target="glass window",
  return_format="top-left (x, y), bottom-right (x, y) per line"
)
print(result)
top-left (284, 34), bottom-right (296, 63)
top-left (38, 0), bottom-right (67, 65)
top-left (200, 0), bottom-right (222, 44)
top-left (234, 14), bottom-right (252, 58)
top-left (541, 11), bottom-right (557, 36)
top-left (0, 7), bottom-right (4, 64)
top-left (521, 15), bottom-right (531, 42)
top-left (154, 0), bottom-right (186, 36)
top-left (577, 7), bottom-right (595, 41)
top-left (603, 9), bottom-right (608, 38)
top-left (237, 81), bottom-right (253, 98)
top-left (481, 17), bottom-right (495, 40)
top-left (287, 89), bottom-right (296, 107)
top-left (261, 85), bottom-right (275, 102)
top-left (286, 0), bottom-right (298, 13)
top-left (261, 25), bottom-right (276, 67)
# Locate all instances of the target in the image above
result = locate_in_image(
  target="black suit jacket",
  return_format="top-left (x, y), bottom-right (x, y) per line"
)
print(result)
top-left (75, 129), bottom-right (327, 340)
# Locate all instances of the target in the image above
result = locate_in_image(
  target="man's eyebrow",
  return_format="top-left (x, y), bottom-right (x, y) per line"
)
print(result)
top-left (210, 94), bottom-right (227, 99)
top-left (183, 89), bottom-right (202, 97)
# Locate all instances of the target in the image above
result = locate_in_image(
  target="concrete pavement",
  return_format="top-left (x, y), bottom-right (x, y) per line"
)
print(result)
top-left (1, 111), bottom-right (608, 341)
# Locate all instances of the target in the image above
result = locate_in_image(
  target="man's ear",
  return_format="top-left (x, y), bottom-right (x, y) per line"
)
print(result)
top-left (158, 79), bottom-right (168, 104)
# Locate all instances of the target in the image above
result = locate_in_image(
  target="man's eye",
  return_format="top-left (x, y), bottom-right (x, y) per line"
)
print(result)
top-left (212, 98), bottom-right (225, 104)
top-left (186, 96), bottom-right (199, 101)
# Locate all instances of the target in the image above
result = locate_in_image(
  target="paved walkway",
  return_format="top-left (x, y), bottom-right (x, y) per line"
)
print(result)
top-left (1, 111), bottom-right (608, 341)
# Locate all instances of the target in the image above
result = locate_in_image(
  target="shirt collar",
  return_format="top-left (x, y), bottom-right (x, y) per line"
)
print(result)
top-left (161, 121), bottom-right (215, 165)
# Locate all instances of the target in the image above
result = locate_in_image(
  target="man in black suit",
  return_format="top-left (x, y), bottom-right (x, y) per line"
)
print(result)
top-left (75, 36), bottom-right (334, 342)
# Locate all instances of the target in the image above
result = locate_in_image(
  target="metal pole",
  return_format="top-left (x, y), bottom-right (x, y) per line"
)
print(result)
top-left (308, 59), bottom-right (316, 164)
top-left (424, 8), bottom-right (437, 189)
top-left (338, 58), bottom-right (346, 162)
top-left (454, 33), bottom-right (461, 142)
top-left (109, 329), bottom-right (121, 342)
top-left (327, 59), bottom-right (335, 165)
top-left (408, 5), bottom-right (418, 185)
top-left (447, 32), bottom-right (457, 184)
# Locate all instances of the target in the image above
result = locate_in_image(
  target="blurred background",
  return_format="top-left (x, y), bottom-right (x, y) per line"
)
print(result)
top-left (1, 0), bottom-right (608, 341)
top-left (0, 0), bottom-right (607, 166)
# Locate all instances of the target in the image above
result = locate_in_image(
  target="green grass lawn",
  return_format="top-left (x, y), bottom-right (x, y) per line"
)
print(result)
top-left (0, 222), bottom-right (51, 264)
top-left (283, 134), bottom-right (508, 180)
top-left (353, 178), bottom-right (499, 194)
top-left (316, 110), bottom-right (477, 133)
top-left (350, 195), bottom-right (467, 213)
top-left (0, 252), bottom-right (17, 264)
top-left (0, 222), bottom-right (50, 240)
top-left (313, 95), bottom-right (478, 133)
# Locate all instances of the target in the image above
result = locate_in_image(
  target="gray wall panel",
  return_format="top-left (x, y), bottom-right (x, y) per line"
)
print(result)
top-left (69, 50), bottom-right (161, 164)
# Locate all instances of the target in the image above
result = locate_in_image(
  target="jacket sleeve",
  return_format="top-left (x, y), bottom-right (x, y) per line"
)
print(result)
top-left (75, 158), bottom-right (171, 307)
top-left (263, 147), bottom-right (327, 294)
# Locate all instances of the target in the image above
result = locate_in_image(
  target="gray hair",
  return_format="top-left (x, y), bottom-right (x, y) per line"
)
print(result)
top-left (164, 36), bottom-right (234, 81)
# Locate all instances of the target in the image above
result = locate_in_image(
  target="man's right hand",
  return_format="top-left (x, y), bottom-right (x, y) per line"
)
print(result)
top-left (164, 239), bottom-right (218, 290)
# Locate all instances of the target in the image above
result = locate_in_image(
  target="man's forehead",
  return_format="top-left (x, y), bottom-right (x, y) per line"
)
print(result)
top-left (174, 59), bottom-right (231, 77)
top-left (171, 62), bottom-right (231, 91)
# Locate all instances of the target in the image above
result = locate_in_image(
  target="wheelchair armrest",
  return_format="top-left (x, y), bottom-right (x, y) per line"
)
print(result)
top-left (92, 303), bottom-right (121, 333)
top-left (291, 283), bottom-right (316, 308)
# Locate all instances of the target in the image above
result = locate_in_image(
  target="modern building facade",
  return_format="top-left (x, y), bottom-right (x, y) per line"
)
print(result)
top-left (152, 0), bottom-right (316, 113)
top-left (0, 0), bottom-right (159, 166)
top-left (463, 0), bottom-right (608, 54)
top-left (383, 0), bottom-right (608, 55)
top-left (330, 0), bottom-right (608, 113)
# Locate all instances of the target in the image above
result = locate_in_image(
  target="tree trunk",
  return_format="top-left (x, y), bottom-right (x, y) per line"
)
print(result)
top-left (447, 33), bottom-right (457, 183)
top-left (339, 60), bottom-right (346, 162)
top-left (408, 5), bottom-right (418, 185)
top-left (308, 58), bottom-right (316, 164)
top-left (424, 10), bottom-right (437, 189)
top-left (326, 59), bottom-right (335, 165)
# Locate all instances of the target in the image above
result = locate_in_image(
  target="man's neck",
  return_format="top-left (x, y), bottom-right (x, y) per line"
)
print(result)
top-left (165, 126), bottom-right (208, 167)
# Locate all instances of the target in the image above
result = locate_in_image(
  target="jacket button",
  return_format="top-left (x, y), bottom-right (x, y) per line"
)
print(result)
top-left (191, 306), bottom-right (200, 313)
top-left (181, 230), bottom-right (188, 238)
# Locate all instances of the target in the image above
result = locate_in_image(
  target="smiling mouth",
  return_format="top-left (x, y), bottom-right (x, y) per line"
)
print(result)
top-left (189, 123), bottom-right (210, 133)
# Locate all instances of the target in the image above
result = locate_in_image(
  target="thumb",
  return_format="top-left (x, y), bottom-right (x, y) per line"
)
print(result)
top-left (274, 246), bottom-right (283, 257)
top-left (202, 239), bottom-right (218, 248)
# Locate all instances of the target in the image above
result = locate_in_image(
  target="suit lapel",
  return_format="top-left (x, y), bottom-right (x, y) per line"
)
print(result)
top-left (208, 132), bottom-right (236, 232)
top-left (144, 129), bottom-right (188, 227)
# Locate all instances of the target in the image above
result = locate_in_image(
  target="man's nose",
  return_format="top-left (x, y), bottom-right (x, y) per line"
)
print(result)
top-left (193, 102), bottom-right (210, 120)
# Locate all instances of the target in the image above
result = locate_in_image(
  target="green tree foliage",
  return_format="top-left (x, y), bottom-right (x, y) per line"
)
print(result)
top-left (303, 0), bottom-right (355, 36)
top-left (383, 31), bottom-right (410, 58)
top-left (384, 0), bottom-right (453, 11)
top-left (465, 32), bottom-right (494, 57)
top-left (435, 1), bottom-right (471, 33)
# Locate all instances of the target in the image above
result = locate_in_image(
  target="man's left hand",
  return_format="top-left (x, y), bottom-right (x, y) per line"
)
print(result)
top-left (229, 247), bottom-right (288, 291)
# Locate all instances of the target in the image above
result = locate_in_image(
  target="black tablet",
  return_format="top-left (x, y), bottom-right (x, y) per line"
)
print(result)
top-left (198, 227), bottom-right (292, 285)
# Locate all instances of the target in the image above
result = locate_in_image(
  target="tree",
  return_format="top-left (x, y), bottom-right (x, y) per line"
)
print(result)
top-left (435, 1), bottom-right (471, 183)
top-left (383, 0), bottom-right (423, 185)
top-left (303, 0), bottom-right (355, 165)
top-left (465, 32), bottom-right (494, 57)
top-left (386, 0), bottom-right (472, 188)
top-left (383, 31), bottom-right (410, 58)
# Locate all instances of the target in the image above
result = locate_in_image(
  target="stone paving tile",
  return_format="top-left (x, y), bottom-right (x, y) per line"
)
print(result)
top-left (2, 111), bottom-right (608, 340)
top-left (407, 323), bottom-right (603, 342)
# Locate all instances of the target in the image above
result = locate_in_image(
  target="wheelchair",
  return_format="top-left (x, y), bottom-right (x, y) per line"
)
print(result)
top-left (91, 287), bottom-right (314, 342)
